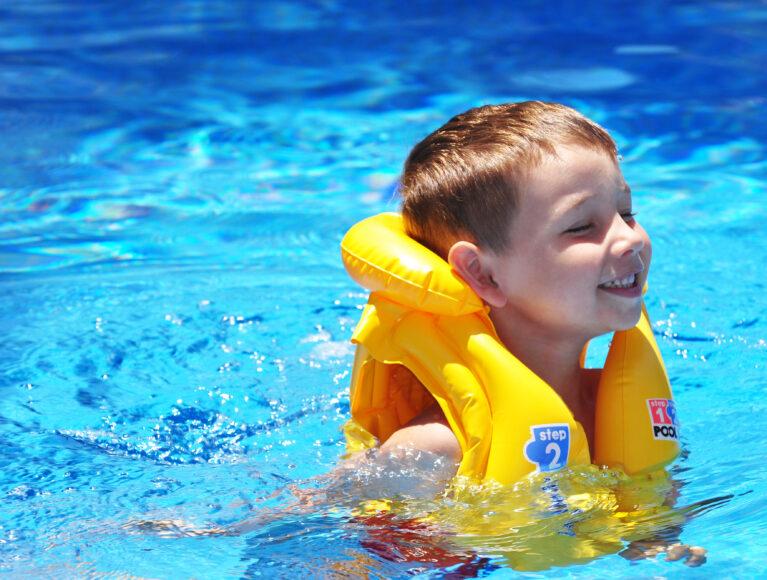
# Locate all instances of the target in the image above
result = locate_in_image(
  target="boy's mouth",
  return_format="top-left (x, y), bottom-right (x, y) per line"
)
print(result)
top-left (598, 272), bottom-right (643, 298)
top-left (599, 273), bottom-right (638, 289)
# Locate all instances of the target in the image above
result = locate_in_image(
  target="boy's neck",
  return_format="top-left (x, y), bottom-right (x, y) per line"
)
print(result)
top-left (489, 307), bottom-right (592, 406)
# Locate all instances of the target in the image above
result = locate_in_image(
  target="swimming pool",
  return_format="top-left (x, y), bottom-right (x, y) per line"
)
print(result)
top-left (1, 1), bottom-right (766, 577)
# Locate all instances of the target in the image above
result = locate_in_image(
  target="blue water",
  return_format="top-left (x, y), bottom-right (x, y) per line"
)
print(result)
top-left (1, 1), bottom-right (766, 577)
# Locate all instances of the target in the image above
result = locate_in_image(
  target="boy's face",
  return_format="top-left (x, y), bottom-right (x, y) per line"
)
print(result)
top-left (489, 145), bottom-right (651, 338)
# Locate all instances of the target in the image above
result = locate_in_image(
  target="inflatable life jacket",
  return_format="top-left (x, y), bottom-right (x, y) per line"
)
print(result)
top-left (341, 213), bottom-right (680, 485)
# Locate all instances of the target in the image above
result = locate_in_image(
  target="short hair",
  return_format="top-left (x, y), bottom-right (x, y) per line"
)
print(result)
top-left (399, 101), bottom-right (618, 258)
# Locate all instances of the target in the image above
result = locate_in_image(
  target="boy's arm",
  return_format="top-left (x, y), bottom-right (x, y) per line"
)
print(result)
top-left (618, 475), bottom-right (710, 567)
top-left (124, 408), bottom-right (462, 539)
top-left (379, 403), bottom-right (462, 466)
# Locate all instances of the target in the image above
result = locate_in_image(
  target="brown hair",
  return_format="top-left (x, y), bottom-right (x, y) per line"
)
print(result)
top-left (399, 101), bottom-right (618, 257)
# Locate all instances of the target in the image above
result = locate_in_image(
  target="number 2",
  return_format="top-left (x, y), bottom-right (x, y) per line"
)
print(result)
top-left (546, 442), bottom-right (561, 469)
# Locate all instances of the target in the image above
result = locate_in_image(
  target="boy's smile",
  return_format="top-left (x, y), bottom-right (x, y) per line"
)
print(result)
top-left (480, 144), bottom-right (651, 341)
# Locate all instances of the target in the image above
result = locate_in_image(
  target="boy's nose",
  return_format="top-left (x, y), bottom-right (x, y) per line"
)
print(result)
top-left (612, 215), bottom-right (645, 257)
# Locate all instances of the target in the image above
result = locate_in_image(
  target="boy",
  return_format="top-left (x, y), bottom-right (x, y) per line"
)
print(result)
top-left (348, 101), bottom-right (651, 471)
top-left (340, 101), bottom-right (706, 567)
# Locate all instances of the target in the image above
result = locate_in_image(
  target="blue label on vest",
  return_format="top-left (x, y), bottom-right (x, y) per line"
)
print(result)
top-left (524, 424), bottom-right (570, 473)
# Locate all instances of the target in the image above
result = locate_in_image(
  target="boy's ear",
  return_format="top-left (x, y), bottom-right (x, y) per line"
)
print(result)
top-left (447, 241), bottom-right (507, 308)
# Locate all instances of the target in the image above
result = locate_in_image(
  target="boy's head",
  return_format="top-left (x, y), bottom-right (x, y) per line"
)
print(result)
top-left (400, 101), bottom-right (650, 337)
top-left (400, 101), bottom-right (618, 259)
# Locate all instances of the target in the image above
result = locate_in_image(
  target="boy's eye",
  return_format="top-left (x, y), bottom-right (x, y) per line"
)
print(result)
top-left (564, 212), bottom-right (636, 235)
top-left (564, 223), bottom-right (593, 235)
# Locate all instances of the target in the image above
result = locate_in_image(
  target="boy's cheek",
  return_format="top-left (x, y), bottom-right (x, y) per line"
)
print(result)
top-left (637, 224), bottom-right (652, 269)
top-left (642, 234), bottom-right (652, 270)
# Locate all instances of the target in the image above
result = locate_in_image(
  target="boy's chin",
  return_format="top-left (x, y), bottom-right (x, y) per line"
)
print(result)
top-left (609, 309), bottom-right (643, 331)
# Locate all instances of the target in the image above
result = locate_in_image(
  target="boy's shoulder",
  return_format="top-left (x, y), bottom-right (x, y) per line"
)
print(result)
top-left (380, 402), bottom-right (461, 463)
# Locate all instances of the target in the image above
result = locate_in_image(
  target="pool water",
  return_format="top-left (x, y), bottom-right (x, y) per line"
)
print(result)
top-left (1, 1), bottom-right (766, 577)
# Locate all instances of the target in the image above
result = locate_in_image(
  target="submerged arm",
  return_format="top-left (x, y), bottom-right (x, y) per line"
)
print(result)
top-left (124, 405), bottom-right (461, 538)
top-left (615, 469), bottom-right (732, 567)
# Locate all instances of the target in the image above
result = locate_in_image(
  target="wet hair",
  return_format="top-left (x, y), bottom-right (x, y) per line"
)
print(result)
top-left (400, 101), bottom-right (618, 258)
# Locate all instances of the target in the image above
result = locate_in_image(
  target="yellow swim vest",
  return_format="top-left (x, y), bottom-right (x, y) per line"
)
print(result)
top-left (341, 213), bottom-right (680, 485)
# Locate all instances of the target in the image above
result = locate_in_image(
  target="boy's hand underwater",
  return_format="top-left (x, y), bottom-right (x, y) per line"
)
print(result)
top-left (620, 539), bottom-right (707, 567)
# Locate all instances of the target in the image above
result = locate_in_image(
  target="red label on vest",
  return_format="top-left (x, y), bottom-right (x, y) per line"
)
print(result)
top-left (647, 398), bottom-right (679, 440)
